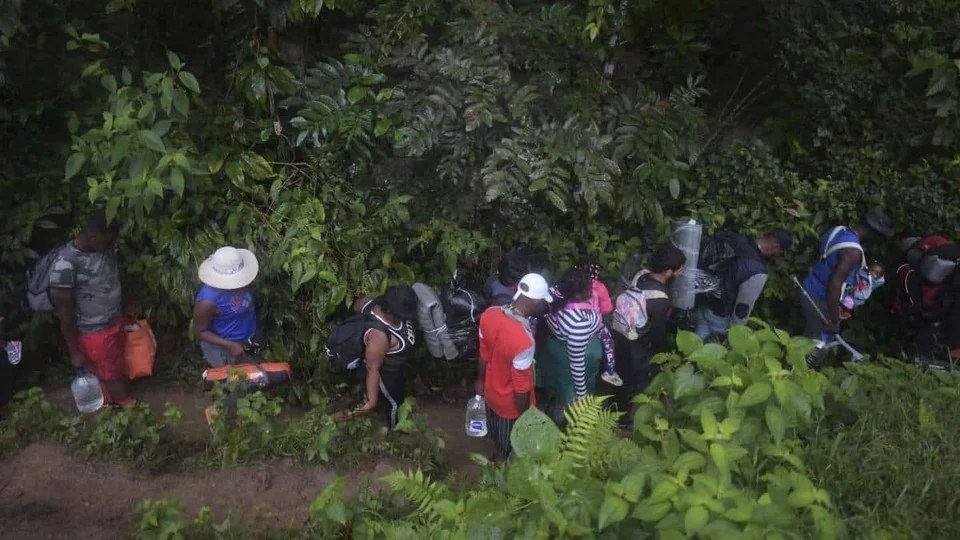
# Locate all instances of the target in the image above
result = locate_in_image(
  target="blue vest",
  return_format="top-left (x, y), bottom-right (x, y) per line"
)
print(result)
top-left (195, 285), bottom-right (256, 342)
top-left (803, 227), bottom-right (863, 301)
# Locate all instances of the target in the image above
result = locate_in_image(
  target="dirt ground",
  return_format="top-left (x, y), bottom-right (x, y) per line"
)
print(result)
top-left (0, 382), bottom-right (493, 539)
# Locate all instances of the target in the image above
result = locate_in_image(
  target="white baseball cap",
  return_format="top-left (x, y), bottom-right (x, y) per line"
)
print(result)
top-left (513, 273), bottom-right (553, 303)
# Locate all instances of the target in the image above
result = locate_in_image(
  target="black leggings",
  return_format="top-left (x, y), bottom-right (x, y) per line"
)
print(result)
top-left (377, 368), bottom-right (406, 430)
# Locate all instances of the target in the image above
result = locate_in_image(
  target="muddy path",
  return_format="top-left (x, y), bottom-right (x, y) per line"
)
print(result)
top-left (0, 381), bottom-right (493, 539)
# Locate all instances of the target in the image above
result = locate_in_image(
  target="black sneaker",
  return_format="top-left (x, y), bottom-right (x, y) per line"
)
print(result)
top-left (805, 347), bottom-right (827, 370)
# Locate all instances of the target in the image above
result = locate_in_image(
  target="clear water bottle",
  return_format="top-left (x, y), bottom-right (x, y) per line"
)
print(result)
top-left (247, 370), bottom-right (267, 388)
top-left (465, 394), bottom-right (488, 437)
top-left (71, 367), bottom-right (104, 414)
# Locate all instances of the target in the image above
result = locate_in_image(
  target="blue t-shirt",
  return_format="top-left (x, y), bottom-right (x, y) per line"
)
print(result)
top-left (803, 227), bottom-right (862, 301)
top-left (195, 285), bottom-right (256, 342)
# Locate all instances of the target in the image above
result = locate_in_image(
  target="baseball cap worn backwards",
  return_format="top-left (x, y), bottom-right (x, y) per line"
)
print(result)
top-left (513, 273), bottom-right (553, 303)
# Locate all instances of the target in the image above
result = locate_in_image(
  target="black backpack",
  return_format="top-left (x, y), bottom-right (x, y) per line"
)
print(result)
top-left (442, 284), bottom-right (488, 359)
top-left (698, 231), bottom-right (740, 273)
top-left (325, 315), bottom-right (384, 373)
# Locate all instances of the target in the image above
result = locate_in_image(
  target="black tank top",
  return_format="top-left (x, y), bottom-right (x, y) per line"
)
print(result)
top-left (362, 299), bottom-right (415, 371)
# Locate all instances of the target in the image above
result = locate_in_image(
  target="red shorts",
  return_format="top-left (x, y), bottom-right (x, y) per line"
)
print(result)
top-left (78, 319), bottom-right (126, 382)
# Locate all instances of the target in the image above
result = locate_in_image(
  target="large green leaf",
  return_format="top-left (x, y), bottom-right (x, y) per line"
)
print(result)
top-left (510, 407), bottom-right (561, 459)
top-left (597, 495), bottom-right (629, 531)
top-left (677, 330), bottom-right (703, 355)
top-left (65, 153), bottom-right (86, 180)
top-left (673, 363), bottom-right (707, 400)
top-left (728, 325), bottom-right (760, 356)
top-left (739, 382), bottom-right (773, 408)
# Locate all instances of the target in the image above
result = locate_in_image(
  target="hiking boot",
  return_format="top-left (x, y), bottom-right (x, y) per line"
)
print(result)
top-left (601, 371), bottom-right (624, 387)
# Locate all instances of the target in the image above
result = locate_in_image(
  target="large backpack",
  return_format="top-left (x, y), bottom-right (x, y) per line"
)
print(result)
top-left (611, 270), bottom-right (669, 341)
top-left (904, 236), bottom-right (952, 271)
top-left (694, 232), bottom-right (761, 303)
top-left (325, 315), bottom-right (384, 373)
top-left (442, 283), bottom-right (488, 360)
top-left (893, 236), bottom-right (955, 320)
top-left (698, 231), bottom-right (741, 273)
top-left (26, 248), bottom-right (63, 312)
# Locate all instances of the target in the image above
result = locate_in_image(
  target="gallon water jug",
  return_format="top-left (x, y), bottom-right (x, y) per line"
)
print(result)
top-left (71, 368), bottom-right (104, 413)
top-left (465, 394), bottom-right (488, 437)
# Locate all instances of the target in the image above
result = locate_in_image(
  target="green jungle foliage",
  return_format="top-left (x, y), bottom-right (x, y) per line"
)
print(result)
top-left (0, 381), bottom-right (446, 472)
top-left (127, 323), bottom-right (960, 539)
top-left (5, 2), bottom-right (960, 539)
top-left (2, 0), bottom-right (959, 374)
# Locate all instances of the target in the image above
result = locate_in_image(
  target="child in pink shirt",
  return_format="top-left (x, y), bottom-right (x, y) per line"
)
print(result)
top-left (577, 262), bottom-right (622, 387)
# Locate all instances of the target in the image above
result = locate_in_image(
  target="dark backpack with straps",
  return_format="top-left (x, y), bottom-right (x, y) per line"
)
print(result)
top-left (325, 315), bottom-right (384, 373)
top-left (698, 231), bottom-right (742, 273)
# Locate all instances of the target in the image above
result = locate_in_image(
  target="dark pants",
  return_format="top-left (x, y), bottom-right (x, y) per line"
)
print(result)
top-left (486, 405), bottom-right (516, 458)
top-left (377, 368), bottom-right (406, 430)
top-left (799, 290), bottom-right (829, 339)
top-left (0, 348), bottom-right (12, 407)
top-left (612, 331), bottom-right (656, 422)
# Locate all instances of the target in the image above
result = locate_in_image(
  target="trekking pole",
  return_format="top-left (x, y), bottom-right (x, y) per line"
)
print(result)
top-left (791, 276), bottom-right (865, 362)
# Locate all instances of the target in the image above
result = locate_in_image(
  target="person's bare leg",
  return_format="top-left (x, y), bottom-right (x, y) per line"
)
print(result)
top-left (103, 379), bottom-right (131, 404)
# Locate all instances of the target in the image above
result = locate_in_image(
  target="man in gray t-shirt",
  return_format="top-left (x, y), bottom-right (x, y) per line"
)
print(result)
top-left (49, 212), bottom-right (131, 406)
top-left (49, 243), bottom-right (122, 334)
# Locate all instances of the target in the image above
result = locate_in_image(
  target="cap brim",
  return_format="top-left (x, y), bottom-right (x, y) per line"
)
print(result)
top-left (513, 290), bottom-right (553, 303)
top-left (198, 249), bottom-right (259, 290)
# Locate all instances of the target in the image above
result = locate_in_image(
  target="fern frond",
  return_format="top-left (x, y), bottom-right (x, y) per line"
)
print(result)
top-left (560, 395), bottom-right (618, 470)
top-left (381, 468), bottom-right (451, 525)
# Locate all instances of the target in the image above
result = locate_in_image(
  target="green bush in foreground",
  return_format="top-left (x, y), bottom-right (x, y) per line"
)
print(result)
top-left (298, 325), bottom-right (960, 538)
top-left (0, 380), bottom-right (445, 472)
top-left (295, 323), bottom-right (841, 539)
top-left (807, 360), bottom-right (960, 539)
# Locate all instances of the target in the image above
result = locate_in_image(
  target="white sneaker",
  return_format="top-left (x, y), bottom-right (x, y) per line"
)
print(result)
top-left (4, 340), bottom-right (22, 366)
top-left (601, 371), bottom-right (623, 387)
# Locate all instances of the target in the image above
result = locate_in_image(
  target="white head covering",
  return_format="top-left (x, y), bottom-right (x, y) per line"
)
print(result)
top-left (198, 247), bottom-right (259, 290)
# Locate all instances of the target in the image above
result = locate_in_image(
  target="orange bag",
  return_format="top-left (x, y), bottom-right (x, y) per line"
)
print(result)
top-left (202, 362), bottom-right (292, 388)
top-left (123, 320), bottom-right (157, 379)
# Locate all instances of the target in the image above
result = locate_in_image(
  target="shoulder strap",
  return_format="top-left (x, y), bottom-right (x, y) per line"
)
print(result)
top-left (625, 286), bottom-right (668, 302)
top-left (822, 226), bottom-right (845, 252)
top-left (640, 289), bottom-right (668, 301)
top-left (821, 227), bottom-right (867, 269)
top-left (629, 269), bottom-right (652, 289)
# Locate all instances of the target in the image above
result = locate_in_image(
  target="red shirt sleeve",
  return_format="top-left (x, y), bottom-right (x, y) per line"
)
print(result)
top-left (509, 344), bottom-right (535, 394)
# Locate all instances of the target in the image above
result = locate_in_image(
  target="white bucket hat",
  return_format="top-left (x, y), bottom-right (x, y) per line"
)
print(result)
top-left (198, 247), bottom-right (259, 290)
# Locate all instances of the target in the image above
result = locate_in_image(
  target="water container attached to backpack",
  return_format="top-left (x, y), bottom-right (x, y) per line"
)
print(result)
top-left (412, 282), bottom-right (459, 361)
top-left (26, 248), bottom-right (63, 312)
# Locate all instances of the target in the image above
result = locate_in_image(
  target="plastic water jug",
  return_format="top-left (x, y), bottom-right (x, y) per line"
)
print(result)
top-left (71, 368), bottom-right (104, 413)
top-left (465, 394), bottom-right (488, 437)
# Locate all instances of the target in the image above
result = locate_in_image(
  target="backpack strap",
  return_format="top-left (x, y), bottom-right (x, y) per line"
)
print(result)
top-left (629, 269), bottom-right (653, 289)
top-left (821, 227), bottom-right (867, 269)
top-left (638, 289), bottom-right (668, 301)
